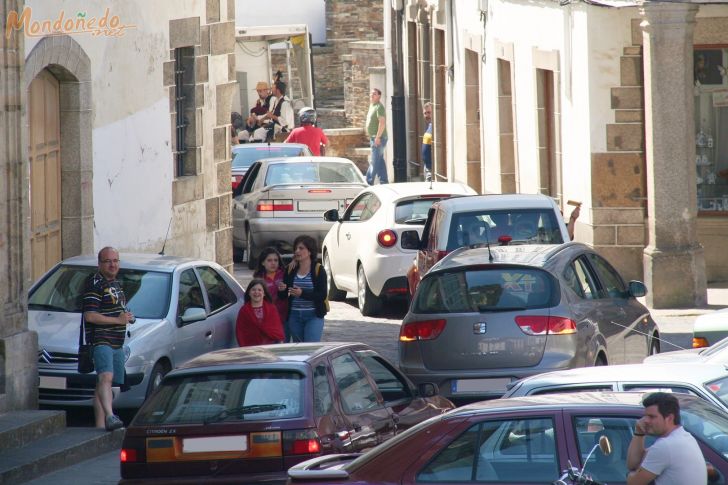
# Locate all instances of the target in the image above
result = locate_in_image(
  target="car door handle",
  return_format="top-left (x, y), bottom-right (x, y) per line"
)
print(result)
top-left (352, 423), bottom-right (362, 432)
top-left (205, 331), bottom-right (212, 338)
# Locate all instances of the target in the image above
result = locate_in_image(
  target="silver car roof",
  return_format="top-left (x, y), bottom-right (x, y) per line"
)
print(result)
top-left (57, 253), bottom-right (209, 272)
top-left (432, 193), bottom-right (559, 212)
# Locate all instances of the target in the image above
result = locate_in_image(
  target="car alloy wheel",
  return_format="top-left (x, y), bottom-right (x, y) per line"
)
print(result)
top-left (146, 361), bottom-right (170, 398)
top-left (357, 264), bottom-right (382, 316)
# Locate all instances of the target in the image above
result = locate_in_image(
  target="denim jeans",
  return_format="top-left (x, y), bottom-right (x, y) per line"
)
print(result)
top-left (366, 136), bottom-right (389, 185)
top-left (287, 308), bottom-right (324, 342)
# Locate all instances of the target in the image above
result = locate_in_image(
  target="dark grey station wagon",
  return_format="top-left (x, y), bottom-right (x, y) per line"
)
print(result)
top-left (398, 242), bottom-right (660, 401)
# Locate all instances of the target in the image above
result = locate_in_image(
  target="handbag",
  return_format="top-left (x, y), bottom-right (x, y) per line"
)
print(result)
top-left (77, 315), bottom-right (94, 374)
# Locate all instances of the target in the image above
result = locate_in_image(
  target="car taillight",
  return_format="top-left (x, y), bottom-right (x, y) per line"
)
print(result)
top-left (498, 235), bottom-right (512, 245)
top-left (308, 189), bottom-right (332, 193)
top-left (257, 199), bottom-right (294, 211)
top-left (377, 229), bottom-right (397, 248)
top-left (436, 250), bottom-right (449, 261)
top-left (515, 316), bottom-right (577, 336)
top-left (693, 337), bottom-right (710, 348)
top-left (283, 429), bottom-right (321, 455)
top-left (399, 319), bottom-right (447, 342)
top-left (120, 448), bottom-right (138, 463)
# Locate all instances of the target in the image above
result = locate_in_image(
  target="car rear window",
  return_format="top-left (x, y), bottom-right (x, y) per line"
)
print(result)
top-left (447, 209), bottom-right (564, 249)
top-left (28, 265), bottom-right (171, 319)
top-left (395, 198), bottom-right (449, 224)
top-left (231, 146), bottom-right (306, 169)
top-left (265, 162), bottom-right (363, 185)
top-left (133, 371), bottom-right (305, 425)
top-left (413, 268), bottom-right (555, 313)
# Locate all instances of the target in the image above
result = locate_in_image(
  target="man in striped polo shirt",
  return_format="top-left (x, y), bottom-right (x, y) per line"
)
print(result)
top-left (83, 247), bottom-right (135, 430)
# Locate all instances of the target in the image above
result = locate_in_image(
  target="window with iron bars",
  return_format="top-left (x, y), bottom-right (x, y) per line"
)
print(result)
top-left (174, 46), bottom-right (196, 177)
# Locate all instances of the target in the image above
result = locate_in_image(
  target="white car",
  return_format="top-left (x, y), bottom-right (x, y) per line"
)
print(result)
top-left (321, 182), bottom-right (476, 316)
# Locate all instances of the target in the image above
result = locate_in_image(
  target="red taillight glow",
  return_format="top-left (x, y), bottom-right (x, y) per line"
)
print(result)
top-left (399, 319), bottom-right (447, 342)
top-left (498, 235), bottom-right (512, 245)
top-left (283, 429), bottom-right (321, 456)
top-left (120, 448), bottom-right (138, 463)
top-left (308, 189), bottom-right (332, 193)
top-left (292, 438), bottom-right (321, 454)
top-left (377, 229), bottom-right (397, 248)
top-left (257, 199), bottom-right (294, 211)
top-left (515, 316), bottom-right (577, 336)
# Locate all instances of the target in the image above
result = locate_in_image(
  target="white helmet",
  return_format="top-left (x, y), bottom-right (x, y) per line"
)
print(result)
top-left (298, 107), bottom-right (317, 125)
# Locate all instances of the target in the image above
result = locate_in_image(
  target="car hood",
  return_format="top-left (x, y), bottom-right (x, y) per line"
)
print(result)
top-left (643, 348), bottom-right (703, 363)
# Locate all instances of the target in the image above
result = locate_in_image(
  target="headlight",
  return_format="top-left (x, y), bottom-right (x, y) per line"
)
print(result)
top-left (123, 345), bottom-right (131, 363)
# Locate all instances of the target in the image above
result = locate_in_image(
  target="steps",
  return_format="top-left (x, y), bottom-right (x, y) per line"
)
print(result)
top-left (0, 410), bottom-right (124, 483)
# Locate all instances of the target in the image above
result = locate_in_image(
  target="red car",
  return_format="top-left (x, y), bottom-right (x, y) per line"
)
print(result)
top-left (119, 342), bottom-right (453, 484)
top-left (288, 392), bottom-right (728, 484)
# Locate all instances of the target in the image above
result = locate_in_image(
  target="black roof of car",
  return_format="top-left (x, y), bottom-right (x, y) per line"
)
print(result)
top-left (176, 342), bottom-right (369, 371)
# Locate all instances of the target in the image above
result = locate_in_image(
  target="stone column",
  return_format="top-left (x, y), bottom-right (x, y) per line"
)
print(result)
top-left (0, 0), bottom-right (38, 412)
top-left (640, 1), bottom-right (707, 308)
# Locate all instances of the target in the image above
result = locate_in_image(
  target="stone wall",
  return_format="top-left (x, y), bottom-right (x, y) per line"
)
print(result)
top-left (345, 41), bottom-right (385, 131)
top-left (325, 128), bottom-right (369, 173)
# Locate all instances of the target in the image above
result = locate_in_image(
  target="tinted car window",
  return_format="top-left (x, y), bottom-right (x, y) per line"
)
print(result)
top-left (573, 416), bottom-right (636, 484)
top-left (196, 266), bottom-right (236, 312)
top-left (356, 351), bottom-right (411, 403)
top-left (313, 364), bottom-right (333, 416)
top-left (417, 417), bottom-right (558, 482)
top-left (232, 145), bottom-right (307, 170)
top-left (414, 268), bottom-right (554, 313)
top-left (29, 265), bottom-right (171, 319)
top-left (588, 254), bottom-right (627, 298)
top-left (395, 198), bottom-right (445, 224)
top-left (331, 353), bottom-right (381, 414)
top-left (177, 268), bottom-right (205, 318)
top-left (570, 258), bottom-right (598, 300)
top-left (134, 371), bottom-right (305, 425)
top-left (447, 209), bottom-right (564, 250)
top-left (531, 385), bottom-right (615, 396)
top-left (265, 162), bottom-right (363, 185)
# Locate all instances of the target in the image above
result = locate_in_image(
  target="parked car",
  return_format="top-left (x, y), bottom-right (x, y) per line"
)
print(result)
top-left (28, 254), bottom-right (244, 409)
top-left (399, 242), bottom-right (660, 401)
top-left (119, 342), bottom-right (453, 484)
top-left (691, 308), bottom-right (728, 349)
top-left (645, 335), bottom-right (728, 364)
top-left (288, 392), bottom-right (728, 485)
top-left (231, 142), bottom-right (311, 191)
top-left (321, 182), bottom-right (476, 315)
top-left (503, 362), bottom-right (728, 411)
top-left (232, 157), bottom-right (368, 268)
top-left (403, 193), bottom-right (570, 296)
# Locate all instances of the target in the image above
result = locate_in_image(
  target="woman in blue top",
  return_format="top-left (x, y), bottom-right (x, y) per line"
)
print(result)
top-left (281, 235), bottom-right (328, 342)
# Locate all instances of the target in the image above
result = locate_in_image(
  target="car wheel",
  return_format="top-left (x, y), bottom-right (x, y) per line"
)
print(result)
top-left (246, 228), bottom-right (258, 270)
top-left (324, 253), bottom-right (346, 301)
top-left (146, 361), bottom-right (170, 398)
top-left (233, 245), bottom-right (244, 263)
top-left (649, 334), bottom-right (660, 355)
top-left (357, 264), bottom-right (382, 316)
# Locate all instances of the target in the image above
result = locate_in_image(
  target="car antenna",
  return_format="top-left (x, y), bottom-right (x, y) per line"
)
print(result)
top-left (484, 222), bottom-right (494, 263)
top-left (159, 217), bottom-right (172, 255)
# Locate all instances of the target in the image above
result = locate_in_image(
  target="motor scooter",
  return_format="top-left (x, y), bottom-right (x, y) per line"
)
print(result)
top-left (552, 435), bottom-right (612, 485)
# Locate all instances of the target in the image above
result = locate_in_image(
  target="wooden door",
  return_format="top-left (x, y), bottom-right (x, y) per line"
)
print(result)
top-left (29, 70), bottom-right (62, 281)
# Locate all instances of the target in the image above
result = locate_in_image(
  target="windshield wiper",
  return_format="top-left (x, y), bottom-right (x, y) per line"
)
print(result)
top-left (477, 305), bottom-right (526, 312)
top-left (28, 303), bottom-right (71, 312)
top-left (203, 403), bottom-right (286, 424)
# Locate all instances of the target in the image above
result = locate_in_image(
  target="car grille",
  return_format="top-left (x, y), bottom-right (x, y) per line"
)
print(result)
top-left (39, 386), bottom-right (96, 402)
top-left (38, 351), bottom-right (78, 365)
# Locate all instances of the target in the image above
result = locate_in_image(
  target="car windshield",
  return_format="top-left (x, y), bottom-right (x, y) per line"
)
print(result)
top-left (414, 268), bottom-right (555, 313)
top-left (134, 371), bottom-right (305, 425)
top-left (231, 145), bottom-right (307, 170)
top-left (703, 337), bottom-right (728, 359)
top-left (28, 265), bottom-right (171, 319)
top-left (265, 162), bottom-right (364, 185)
top-left (395, 198), bottom-right (450, 224)
top-left (448, 209), bottom-right (564, 249)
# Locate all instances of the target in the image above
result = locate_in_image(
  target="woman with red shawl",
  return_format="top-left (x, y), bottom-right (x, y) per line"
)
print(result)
top-left (236, 278), bottom-right (284, 346)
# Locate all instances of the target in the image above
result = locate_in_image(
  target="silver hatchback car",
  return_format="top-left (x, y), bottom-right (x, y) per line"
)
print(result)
top-left (399, 243), bottom-right (660, 401)
top-left (29, 254), bottom-right (245, 409)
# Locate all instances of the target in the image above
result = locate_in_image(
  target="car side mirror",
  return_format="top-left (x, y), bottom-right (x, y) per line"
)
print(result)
top-left (323, 209), bottom-right (340, 222)
top-left (400, 230), bottom-right (421, 250)
top-left (179, 307), bottom-right (206, 325)
top-left (417, 382), bottom-right (439, 398)
top-left (628, 280), bottom-right (647, 298)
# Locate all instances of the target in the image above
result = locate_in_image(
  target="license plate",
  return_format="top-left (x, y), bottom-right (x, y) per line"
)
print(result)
top-left (39, 376), bottom-right (67, 390)
top-left (183, 435), bottom-right (248, 453)
top-left (451, 378), bottom-right (511, 394)
top-left (297, 200), bottom-right (338, 211)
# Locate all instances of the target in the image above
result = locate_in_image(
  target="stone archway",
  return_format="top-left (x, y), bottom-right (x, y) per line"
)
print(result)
top-left (25, 35), bottom-right (94, 262)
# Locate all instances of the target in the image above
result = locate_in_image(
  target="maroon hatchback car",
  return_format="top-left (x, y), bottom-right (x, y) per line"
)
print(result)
top-left (288, 392), bottom-right (728, 485)
top-left (119, 342), bottom-right (453, 484)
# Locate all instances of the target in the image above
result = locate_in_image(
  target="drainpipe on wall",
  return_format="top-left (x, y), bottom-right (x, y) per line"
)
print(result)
top-left (445, 0), bottom-right (455, 181)
top-left (391, 0), bottom-right (408, 182)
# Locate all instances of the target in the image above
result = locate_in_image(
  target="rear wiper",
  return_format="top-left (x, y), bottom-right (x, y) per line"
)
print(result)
top-left (477, 305), bottom-right (526, 312)
top-left (29, 303), bottom-right (71, 312)
top-left (203, 403), bottom-right (286, 424)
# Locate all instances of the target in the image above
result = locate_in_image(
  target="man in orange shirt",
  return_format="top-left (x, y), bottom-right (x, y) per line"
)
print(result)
top-left (285, 107), bottom-right (328, 156)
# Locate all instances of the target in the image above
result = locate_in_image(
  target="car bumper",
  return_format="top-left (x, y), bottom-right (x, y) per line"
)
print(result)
top-left (119, 472), bottom-right (287, 485)
top-left (38, 365), bottom-right (148, 409)
top-left (249, 218), bottom-right (333, 251)
top-left (362, 250), bottom-right (417, 296)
